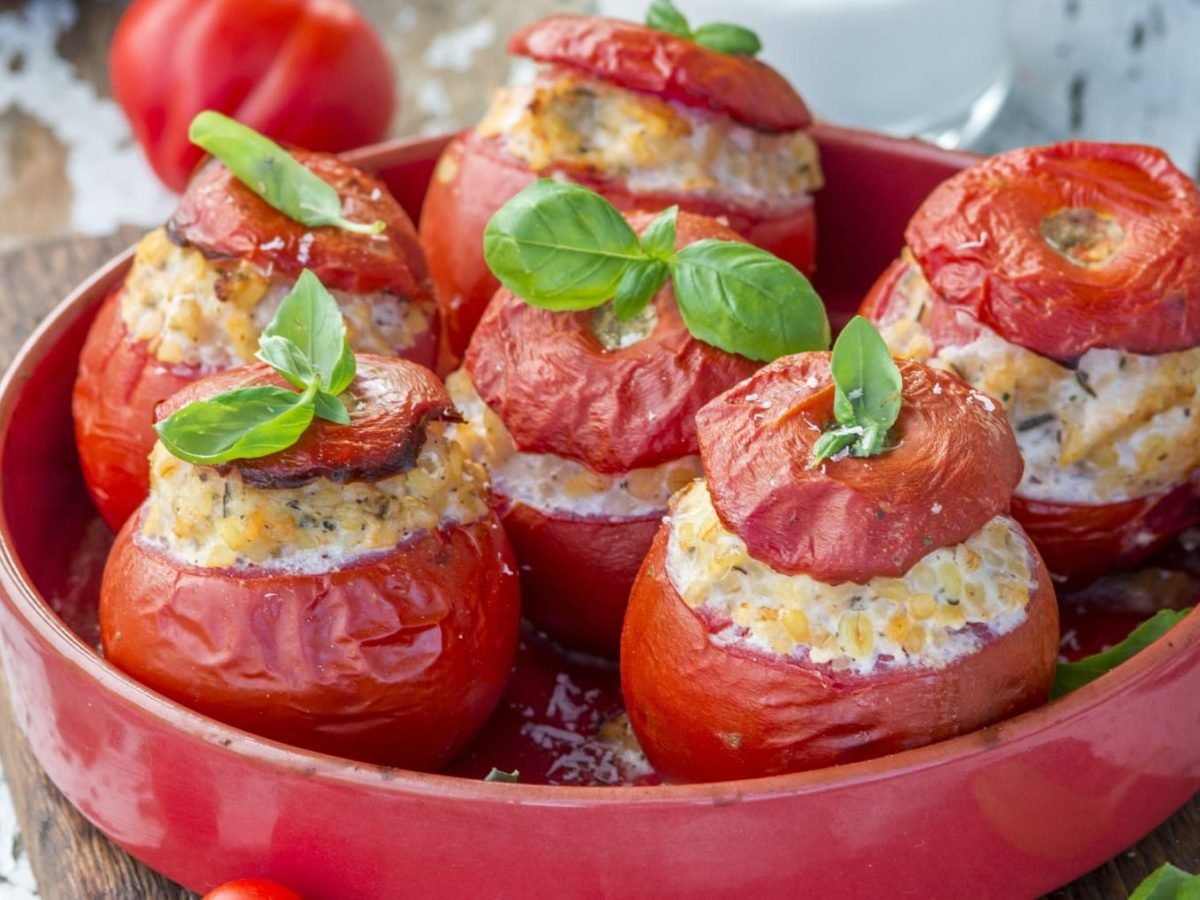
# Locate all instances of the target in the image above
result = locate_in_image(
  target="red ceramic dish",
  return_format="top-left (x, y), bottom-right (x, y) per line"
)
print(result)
top-left (0, 129), bottom-right (1197, 898)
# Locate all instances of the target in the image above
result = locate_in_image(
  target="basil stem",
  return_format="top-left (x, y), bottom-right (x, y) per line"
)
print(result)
top-left (1052, 608), bottom-right (1191, 699)
top-left (644, 0), bottom-right (762, 57)
top-left (156, 269), bottom-right (358, 465)
top-left (188, 111), bottom-right (384, 235)
top-left (482, 180), bottom-right (829, 361)
top-left (809, 317), bottom-right (903, 467)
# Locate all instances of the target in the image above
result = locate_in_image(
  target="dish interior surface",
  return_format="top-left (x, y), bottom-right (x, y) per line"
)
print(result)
top-left (0, 128), bottom-right (1197, 898)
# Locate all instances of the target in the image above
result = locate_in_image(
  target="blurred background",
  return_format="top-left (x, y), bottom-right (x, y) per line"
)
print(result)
top-left (2, 0), bottom-right (1200, 252)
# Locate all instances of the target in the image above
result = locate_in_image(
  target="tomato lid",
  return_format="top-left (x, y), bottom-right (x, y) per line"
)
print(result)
top-left (508, 15), bottom-right (812, 134)
top-left (907, 141), bottom-right (1200, 361)
top-left (695, 355), bottom-right (1022, 583)
top-left (169, 149), bottom-right (432, 299)
top-left (465, 210), bottom-right (759, 474)
top-left (156, 355), bottom-right (459, 487)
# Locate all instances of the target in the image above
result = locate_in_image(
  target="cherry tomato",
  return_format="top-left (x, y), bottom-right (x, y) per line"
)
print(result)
top-left (203, 878), bottom-right (303, 900)
top-left (110, 0), bottom-right (395, 191)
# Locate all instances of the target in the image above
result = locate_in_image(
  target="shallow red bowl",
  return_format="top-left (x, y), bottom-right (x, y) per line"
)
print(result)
top-left (0, 128), bottom-right (1197, 899)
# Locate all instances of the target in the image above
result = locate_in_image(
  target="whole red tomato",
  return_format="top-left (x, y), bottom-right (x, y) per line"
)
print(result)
top-left (110, 0), bottom-right (396, 191)
top-left (204, 878), bottom-right (302, 900)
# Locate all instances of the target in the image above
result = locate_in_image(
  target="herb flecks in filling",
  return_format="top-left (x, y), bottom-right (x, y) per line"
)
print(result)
top-left (1041, 207), bottom-right (1126, 268)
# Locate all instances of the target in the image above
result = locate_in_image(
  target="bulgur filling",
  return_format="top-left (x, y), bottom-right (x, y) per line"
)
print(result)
top-left (877, 257), bottom-right (1200, 504)
top-left (666, 481), bottom-right (1033, 674)
top-left (446, 370), bottom-right (701, 518)
top-left (476, 69), bottom-right (822, 211)
top-left (140, 423), bottom-right (489, 572)
top-left (120, 228), bottom-right (430, 371)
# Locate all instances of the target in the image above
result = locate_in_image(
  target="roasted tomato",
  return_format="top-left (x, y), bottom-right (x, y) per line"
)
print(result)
top-left (861, 142), bottom-right (1200, 584)
top-left (73, 149), bottom-right (438, 532)
top-left (203, 878), bottom-right (303, 900)
top-left (621, 354), bottom-right (1059, 782)
top-left (100, 356), bottom-right (520, 770)
top-left (420, 13), bottom-right (821, 362)
top-left (111, 0), bottom-right (395, 192)
top-left (448, 210), bottom-right (760, 655)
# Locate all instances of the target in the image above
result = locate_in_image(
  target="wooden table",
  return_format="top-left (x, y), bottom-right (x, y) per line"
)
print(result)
top-left (0, 234), bottom-right (1196, 899)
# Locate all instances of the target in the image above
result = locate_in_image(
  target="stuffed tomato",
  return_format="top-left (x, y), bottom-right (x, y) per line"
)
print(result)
top-left (100, 355), bottom-right (520, 770)
top-left (860, 142), bottom-right (1200, 584)
top-left (420, 12), bottom-right (822, 361)
top-left (621, 345), bottom-right (1059, 782)
top-left (448, 210), bottom-right (761, 656)
top-left (74, 147), bottom-right (438, 531)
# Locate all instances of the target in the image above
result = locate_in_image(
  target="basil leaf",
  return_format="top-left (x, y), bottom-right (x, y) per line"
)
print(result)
top-left (692, 23), bottom-right (763, 56)
top-left (1130, 863), bottom-right (1200, 900)
top-left (261, 269), bottom-right (356, 394)
top-left (646, 0), bottom-right (692, 38)
top-left (256, 335), bottom-right (314, 390)
top-left (483, 767), bottom-right (520, 783)
top-left (188, 111), bottom-right (384, 235)
top-left (671, 240), bottom-right (830, 361)
top-left (830, 316), bottom-right (902, 432)
top-left (1053, 608), bottom-right (1191, 698)
top-left (640, 206), bottom-right (679, 261)
top-left (313, 391), bottom-right (351, 426)
top-left (483, 180), bottom-right (646, 310)
top-left (155, 385), bottom-right (315, 465)
top-left (810, 427), bottom-right (860, 468)
top-left (613, 259), bottom-right (669, 321)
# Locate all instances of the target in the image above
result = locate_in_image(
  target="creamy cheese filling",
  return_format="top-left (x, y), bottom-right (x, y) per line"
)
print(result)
top-left (476, 69), bottom-right (823, 211)
top-left (666, 481), bottom-right (1033, 674)
top-left (877, 259), bottom-right (1200, 504)
top-left (120, 228), bottom-right (430, 371)
top-left (446, 370), bottom-right (701, 518)
top-left (140, 423), bottom-right (489, 572)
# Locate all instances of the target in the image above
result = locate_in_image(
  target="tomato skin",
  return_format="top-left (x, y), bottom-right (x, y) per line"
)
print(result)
top-left (621, 524), bottom-right (1059, 782)
top-left (509, 15), bottom-right (812, 133)
top-left (463, 210), bottom-right (759, 474)
top-left (203, 878), bottom-right (303, 900)
top-left (101, 513), bottom-right (521, 770)
top-left (905, 142), bottom-right (1200, 362)
top-left (110, 0), bottom-right (395, 191)
top-left (73, 291), bottom-right (199, 531)
top-left (861, 259), bottom-right (1200, 584)
top-left (500, 499), bottom-right (661, 657)
top-left (1012, 480), bottom-right (1200, 586)
top-left (420, 130), bottom-right (817, 363)
top-left (696, 355), bottom-right (1022, 583)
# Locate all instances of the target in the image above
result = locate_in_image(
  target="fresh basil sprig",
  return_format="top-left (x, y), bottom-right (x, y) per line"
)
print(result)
top-left (188, 111), bottom-right (385, 235)
top-left (155, 270), bottom-right (356, 464)
top-left (1129, 862), bottom-right (1200, 900)
top-left (809, 316), bottom-right (903, 467)
top-left (1052, 608), bottom-right (1191, 699)
top-left (646, 0), bottom-right (762, 56)
top-left (482, 180), bottom-right (828, 361)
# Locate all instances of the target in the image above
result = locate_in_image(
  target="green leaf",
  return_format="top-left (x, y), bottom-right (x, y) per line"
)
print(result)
top-left (483, 180), bottom-right (646, 310)
top-left (830, 316), bottom-right (903, 432)
top-left (1130, 863), bottom-right (1200, 900)
top-left (261, 270), bottom-right (356, 395)
top-left (613, 259), bottom-right (670, 321)
top-left (692, 23), bottom-right (762, 56)
top-left (646, 0), bottom-right (692, 38)
top-left (256, 335), bottom-right (315, 391)
top-left (154, 385), bottom-right (316, 465)
top-left (483, 767), bottom-right (520, 783)
top-left (1053, 608), bottom-right (1191, 699)
top-left (639, 206), bottom-right (679, 261)
top-left (670, 240), bottom-right (830, 361)
top-left (188, 111), bottom-right (384, 234)
top-left (313, 391), bottom-right (350, 425)
top-left (809, 426), bottom-right (861, 468)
